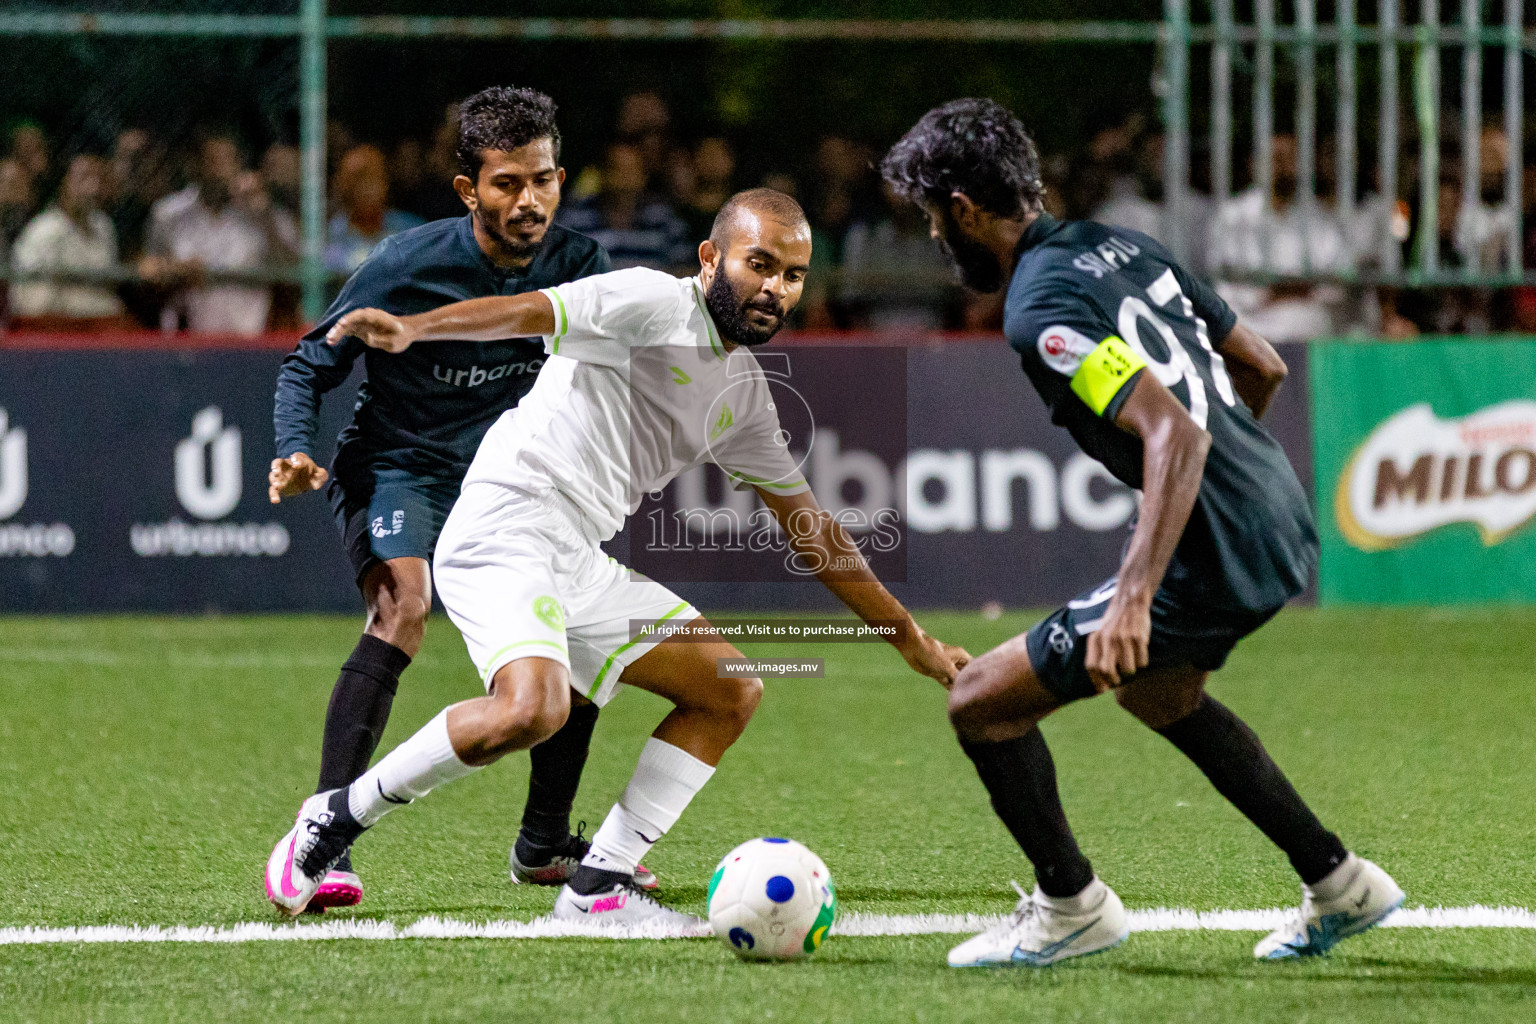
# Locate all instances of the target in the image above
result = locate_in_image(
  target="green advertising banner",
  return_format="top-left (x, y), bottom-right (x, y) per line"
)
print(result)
top-left (1311, 337), bottom-right (1536, 604)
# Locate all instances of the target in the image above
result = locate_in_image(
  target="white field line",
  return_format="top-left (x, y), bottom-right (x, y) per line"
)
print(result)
top-left (2, 906), bottom-right (1533, 946)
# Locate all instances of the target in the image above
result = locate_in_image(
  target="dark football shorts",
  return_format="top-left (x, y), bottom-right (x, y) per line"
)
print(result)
top-left (1025, 575), bottom-right (1282, 703)
top-left (329, 464), bottom-right (462, 585)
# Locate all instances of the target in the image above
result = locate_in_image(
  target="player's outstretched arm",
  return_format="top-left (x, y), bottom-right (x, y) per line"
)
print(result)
top-left (756, 488), bottom-right (971, 688)
top-left (326, 292), bottom-right (558, 353)
top-left (1087, 373), bottom-right (1212, 691)
top-left (1215, 321), bottom-right (1288, 419)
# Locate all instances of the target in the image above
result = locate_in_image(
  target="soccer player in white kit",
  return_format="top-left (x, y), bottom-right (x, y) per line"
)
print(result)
top-left (264, 189), bottom-right (970, 925)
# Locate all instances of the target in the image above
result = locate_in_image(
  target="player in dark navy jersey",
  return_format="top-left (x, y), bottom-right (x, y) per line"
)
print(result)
top-left (882, 99), bottom-right (1403, 967)
top-left (269, 86), bottom-right (656, 910)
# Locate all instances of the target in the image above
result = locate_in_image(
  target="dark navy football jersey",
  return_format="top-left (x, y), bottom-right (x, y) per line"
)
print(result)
top-left (274, 215), bottom-right (610, 479)
top-left (1003, 213), bottom-right (1317, 612)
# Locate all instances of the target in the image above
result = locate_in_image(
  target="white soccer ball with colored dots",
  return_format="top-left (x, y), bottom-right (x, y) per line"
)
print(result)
top-left (707, 837), bottom-right (836, 961)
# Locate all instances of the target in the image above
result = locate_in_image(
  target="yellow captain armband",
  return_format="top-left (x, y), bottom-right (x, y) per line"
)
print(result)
top-left (1069, 335), bottom-right (1147, 416)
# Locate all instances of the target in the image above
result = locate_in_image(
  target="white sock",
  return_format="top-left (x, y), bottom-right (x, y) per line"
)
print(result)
top-left (1306, 852), bottom-right (1359, 900)
top-left (1038, 876), bottom-right (1105, 913)
top-left (582, 737), bottom-right (715, 875)
top-left (348, 708), bottom-right (480, 827)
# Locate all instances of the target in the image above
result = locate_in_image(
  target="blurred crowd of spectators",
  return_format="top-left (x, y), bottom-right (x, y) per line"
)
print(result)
top-left (3, 91), bottom-right (1534, 338)
top-left (1065, 112), bottom-right (1536, 341)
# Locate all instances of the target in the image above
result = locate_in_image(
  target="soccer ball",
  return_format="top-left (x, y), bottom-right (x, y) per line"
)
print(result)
top-left (706, 837), bottom-right (836, 961)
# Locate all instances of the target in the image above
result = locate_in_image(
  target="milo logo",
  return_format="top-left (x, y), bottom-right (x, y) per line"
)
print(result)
top-left (1335, 401), bottom-right (1536, 550)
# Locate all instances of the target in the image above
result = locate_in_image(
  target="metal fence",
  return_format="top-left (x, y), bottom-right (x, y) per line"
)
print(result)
top-left (1162, 0), bottom-right (1530, 287)
top-left (3, 6), bottom-right (1534, 322)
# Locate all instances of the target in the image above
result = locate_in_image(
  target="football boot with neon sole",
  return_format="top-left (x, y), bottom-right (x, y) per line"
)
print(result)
top-left (263, 790), bottom-right (361, 917)
top-left (307, 850), bottom-right (364, 911)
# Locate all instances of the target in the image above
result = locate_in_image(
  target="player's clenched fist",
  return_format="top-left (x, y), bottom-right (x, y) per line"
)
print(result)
top-left (268, 452), bottom-right (329, 504)
top-left (327, 308), bottom-right (418, 353)
top-left (1084, 597), bottom-right (1151, 691)
top-left (899, 629), bottom-right (973, 689)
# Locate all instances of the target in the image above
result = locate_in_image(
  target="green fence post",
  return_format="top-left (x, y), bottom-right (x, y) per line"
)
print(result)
top-left (299, 0), bottom-right (327, 324)
top-left (1160, 0), bottom-right (1191, 265)
top-left (1413, 2), bottom-right (1439, 278)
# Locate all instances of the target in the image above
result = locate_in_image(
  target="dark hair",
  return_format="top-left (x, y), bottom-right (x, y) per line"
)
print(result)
top-left (194, 128), bottom-right (246, 163)
top-left (880, 98), bottom-right (1045, 218)
top-left (456, 85), bottom-right (561, 179)
top-left (709, 187), bottom-right (807, 247)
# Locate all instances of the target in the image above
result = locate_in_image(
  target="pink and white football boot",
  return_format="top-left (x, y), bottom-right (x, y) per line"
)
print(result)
top-left (552, 880), bottom-right (705, 930)
top-left (308, 851), bottom-right (364, 911)
top-left (264, 790), bottom-right (362, 917)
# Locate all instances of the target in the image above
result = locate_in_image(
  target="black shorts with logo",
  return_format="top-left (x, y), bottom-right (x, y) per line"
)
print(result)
top-left (329, 463), bottom-right (461, 585)
top-left (1025, 576), bottom-right (1281, 703)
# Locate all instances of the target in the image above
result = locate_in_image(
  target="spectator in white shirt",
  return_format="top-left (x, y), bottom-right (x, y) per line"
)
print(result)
top-left (1452, 126), bottom-right (1519, 273)
top-left (1209, 135), bottom-right (1356, 343)
top-left (139, 134), bottom-right (298, 335)
top-left (9, 154), bottom-right (127, 327)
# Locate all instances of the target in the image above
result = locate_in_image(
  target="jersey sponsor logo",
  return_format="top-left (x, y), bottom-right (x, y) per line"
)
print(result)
top-left (431, 359), bottom-right (544, 389)
top-left (0, 408), bottom-right (76, 558)
top-left (1336, 401), bottom-right (1536, 550)
top-left (131, 407), bottom-right (290, 558)
top-left (670, 366), bottom-right (692, 385)
top-left (1036, 324), bottom-right (1098, 376)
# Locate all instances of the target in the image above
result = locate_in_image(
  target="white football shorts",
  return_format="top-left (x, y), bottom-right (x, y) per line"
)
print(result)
top-left (434, 482), bottom-right (698, 707)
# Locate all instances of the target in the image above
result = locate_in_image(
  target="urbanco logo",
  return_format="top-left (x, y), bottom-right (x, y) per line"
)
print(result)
top-left (175, 406), bottom-right (242, 520)
top-left (0, 407), bottom-right (75, 558)
top-left (130, 406), bottom-right (288, 557)
top-left (1336, 401), bottom-right (1536, 550)
top-left (0, 407), bottom-right (26, 520)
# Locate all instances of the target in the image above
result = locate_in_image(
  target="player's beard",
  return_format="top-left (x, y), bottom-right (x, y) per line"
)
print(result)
top-left (937, 210), bottom-right (1006, 294)
top-left (477, 205), bottom-right (548, 263)
top-left (704, 267), bottom-right (786, 347)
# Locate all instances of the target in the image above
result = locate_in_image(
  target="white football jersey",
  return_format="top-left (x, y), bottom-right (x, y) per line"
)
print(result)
top-left (461, 267), bottom-right (809, 541)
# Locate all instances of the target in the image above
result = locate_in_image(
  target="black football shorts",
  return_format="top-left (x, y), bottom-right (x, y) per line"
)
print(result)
top-left (1025, 575), bottom-right (1281, 703)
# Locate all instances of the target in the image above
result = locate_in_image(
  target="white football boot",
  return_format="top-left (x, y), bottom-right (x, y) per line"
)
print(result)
top-left (948, 878), bottom-right (1130, 968)
top-left (1255, 854), bottom-right (1405, 959)
top-left (264, 791), bottom-right (359, 917)
top-left (552, 881), bottom-right (706, 931)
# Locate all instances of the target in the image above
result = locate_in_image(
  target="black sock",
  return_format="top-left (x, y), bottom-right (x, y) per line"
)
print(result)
top-left (518, 702), bottom-right (600, 849)
top-left (324, 788), bottom-right (368, 844)
top-left (958, 729), bottom-right (1096, 898)
top-left (569, 864), bottom-right (631, 896)
top-left (315, 635), bottom-right (411, 794)
top-left (1155, 694), bottom-right (1347, 885)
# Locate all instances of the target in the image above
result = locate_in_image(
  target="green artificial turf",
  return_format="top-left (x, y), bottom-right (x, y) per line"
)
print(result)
top-left (1, 608), bottom-right (1534, 1022)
